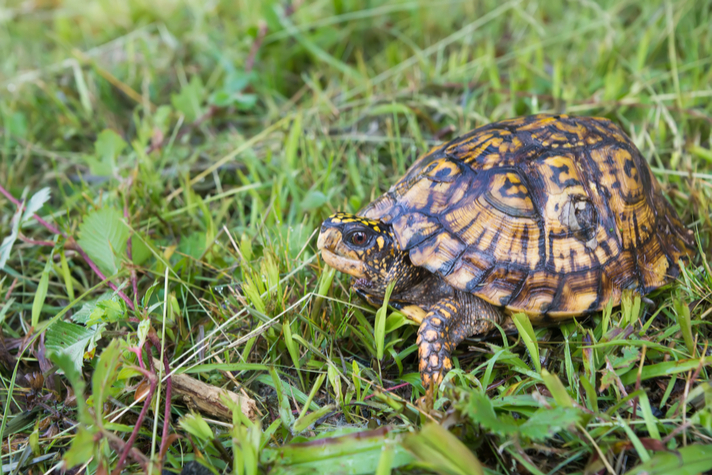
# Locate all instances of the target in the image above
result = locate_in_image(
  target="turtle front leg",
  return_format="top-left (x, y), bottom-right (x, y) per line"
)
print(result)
top-left (417, 293), bottom-right (506, 400)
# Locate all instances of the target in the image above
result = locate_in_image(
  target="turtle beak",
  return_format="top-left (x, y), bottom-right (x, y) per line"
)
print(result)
top-left (317, 227), bottom-right (368, 279)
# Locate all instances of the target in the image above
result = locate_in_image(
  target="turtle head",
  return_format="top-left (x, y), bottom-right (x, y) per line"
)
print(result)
top-left (317, 212), bottom-right (423, 297)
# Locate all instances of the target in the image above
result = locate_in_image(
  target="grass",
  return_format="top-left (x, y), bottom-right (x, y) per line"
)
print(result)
top-left (1, 0), bottom-right (711, 473)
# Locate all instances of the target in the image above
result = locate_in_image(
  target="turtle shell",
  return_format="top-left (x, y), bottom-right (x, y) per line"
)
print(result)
top-left (360, 114), bottom-right (695, 317)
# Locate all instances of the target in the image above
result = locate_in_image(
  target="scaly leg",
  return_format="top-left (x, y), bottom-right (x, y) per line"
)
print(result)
top-left (417, 293), bottom-right (507, 403)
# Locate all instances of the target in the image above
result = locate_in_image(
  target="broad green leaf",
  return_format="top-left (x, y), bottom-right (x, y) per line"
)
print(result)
top-left (464, 390), bottom-right (518, 436)
top-left (92, 339), bottom-right (121, 421)
top-left (519, 406), bottom-right (581, 441)
top-left (263, 428), bottom-right (413, 475)
top-left (179, 413), bottom-right (214, 443)
top-left (21, 187), bottom-right (51, 224)
top-left (171, 76), bottom-right (205, 122)
top-left (402, 423), bottom-right (484, 475)
top-left (624, 444), bottom-right (712, 475)
top-left (77, 206), bottom-right (129, 276)
top-left (541, 369), bottom-right (574, 408)
top-left (46, 321), bottom-right (104, 374)
top-left (84, 297), bottom-right (126, 327)
top-left (86, 129), bottom-right (127, 176)
top-left (70, 292), bottom-right (114, 324)
top-left (177, 231), bottom-right (206, 260)
top-left (62, 426), bottom-right (96, 469)
top-left (5, 111), bottom-right (27, 138)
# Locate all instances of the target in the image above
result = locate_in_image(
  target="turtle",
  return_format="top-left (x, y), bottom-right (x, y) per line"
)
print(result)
top-left (317, 113), bottom-right (694, 397)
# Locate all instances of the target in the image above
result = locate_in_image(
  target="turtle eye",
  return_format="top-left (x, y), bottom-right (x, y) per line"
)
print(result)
top-left (349, 231), bottom-right (369, 247)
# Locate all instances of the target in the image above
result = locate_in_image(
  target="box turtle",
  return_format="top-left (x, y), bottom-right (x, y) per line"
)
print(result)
top-left (317, 114), bottom-right (694, 396)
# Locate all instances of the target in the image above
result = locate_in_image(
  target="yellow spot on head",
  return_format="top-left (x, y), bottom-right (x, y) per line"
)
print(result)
top-left (376, 236), bottom-right (385, 249)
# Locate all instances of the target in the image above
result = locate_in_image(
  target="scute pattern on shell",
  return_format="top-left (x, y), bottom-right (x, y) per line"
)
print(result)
top-left (360, 114), bottom-right (695, 318)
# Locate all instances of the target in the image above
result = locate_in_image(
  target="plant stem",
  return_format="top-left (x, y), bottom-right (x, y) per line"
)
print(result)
top-left (0, 183), bottom-right (136, 312)
top-left (0, 184), bottom-right (62, 235)
top-left (111, 362), bottom-right (156, 475)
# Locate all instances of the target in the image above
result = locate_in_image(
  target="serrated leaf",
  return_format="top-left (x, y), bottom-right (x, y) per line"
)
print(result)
top-left (171, 76), bottom-right (205, 122)
top-left (77, 207), bottom-right (129, 276)
top-left (85, 297), bottom-right (125, 327)
top-left (610, 346), bottom-right (641, 370)
top-left (519, 406), bottom-right (581, 441)
top-left (70, 292), bottom-right (114, 324)
top-left (0, 198), bottom-right (23, 269)
top-left (46, 321), bottom-right (104, 374)
top-left (21, 187), bottom-right (51, 224)
top-left (87, 129), bottom-right (127, 176)
top-left (465, 390), bottom-right (518, 436)
top-left (92, 339), bottom-right (121, 421)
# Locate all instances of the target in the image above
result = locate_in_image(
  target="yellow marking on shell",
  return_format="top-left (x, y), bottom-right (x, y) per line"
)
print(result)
top-left (425, 158), bottom-right (460, 181)
top-left (486, 172), bottom-right (536, 216)
top-left (517, 116), bottom-right (559, 131)
top-left (430, 317), bottom-right (441, 325)
top-left (409, 231), bottom-right (467, 274)
top-left (391, 212), bottom-right (441, 249)
top-left (443, 192), bottom-right (541, 272)
top-left (429, 355), bottom-right (439, 366)
top-left (442, 358), bottom-right (452, 370)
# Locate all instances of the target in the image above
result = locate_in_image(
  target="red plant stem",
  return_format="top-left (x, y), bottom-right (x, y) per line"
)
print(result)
top-left (0, 184), bottom-right (62, 235)
top-left (111, 363), bottom-right (156, 475)
top-left (17, 235), bottom-right (56, 247)
top-left (72, 245), bottom-right (136, 312)
top-left (148, 334), bottom-right (173, 459)
top-left (364, 382), bottom-right (411, 400)
top-left (160, 351), bottom-right (173, 456)
top-left (1, 183), bottom-right (136, 312)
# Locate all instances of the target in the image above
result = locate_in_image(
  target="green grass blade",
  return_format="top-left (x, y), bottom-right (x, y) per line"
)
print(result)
top-left (512, 313), bottom-right (540, 373)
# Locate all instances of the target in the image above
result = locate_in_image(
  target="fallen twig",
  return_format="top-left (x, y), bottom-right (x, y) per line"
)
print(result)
top-left (152, 358), bottom-right (257, 422)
